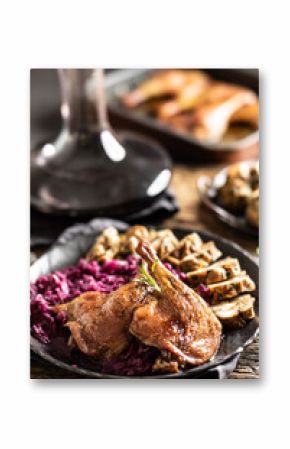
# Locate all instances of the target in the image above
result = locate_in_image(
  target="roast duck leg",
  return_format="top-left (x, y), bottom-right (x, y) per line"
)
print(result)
top-left (53, 282), bottom-right (150, 358)
top-left (54, 240), bottom-right (222, 367)
top-left (130, 241), bottom-right (222, 365)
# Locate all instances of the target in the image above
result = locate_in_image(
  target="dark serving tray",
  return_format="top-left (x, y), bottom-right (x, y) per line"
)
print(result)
top-left (105, 69), bottom-right (259, 164)
top-left (30, 218), bottom-right (259, 379)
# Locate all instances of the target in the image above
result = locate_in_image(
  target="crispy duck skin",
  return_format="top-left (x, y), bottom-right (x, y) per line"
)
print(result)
top-left (211, 294), bottom-right (256, 328)
top-left (208, 274), bottom-right (256, 303)
top-left (122, 70), bottom-right (200, 108)
top-left (187, 257), bottom-right (241, 286)
top-left (129, 241), bottom-right (222, 366)
top-left (53, 282), bottom-right (150, 358)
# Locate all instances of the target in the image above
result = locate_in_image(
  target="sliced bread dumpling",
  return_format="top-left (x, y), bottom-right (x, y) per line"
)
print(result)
top-left (211, 294), bottom-right (256, 328)
top-left (179, 241), bottom-right (222, 272)
top-left (187, 257), bottom-right (241, 286)
top-left (208, 274), bottom-right (256, 303)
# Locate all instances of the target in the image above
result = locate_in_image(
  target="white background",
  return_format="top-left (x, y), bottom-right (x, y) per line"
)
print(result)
top-left (0, 1), bottom-right (289, 448)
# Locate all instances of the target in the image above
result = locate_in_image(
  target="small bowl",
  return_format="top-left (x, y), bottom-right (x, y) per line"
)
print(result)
top-left (197, 165), bottom-right (259, 237)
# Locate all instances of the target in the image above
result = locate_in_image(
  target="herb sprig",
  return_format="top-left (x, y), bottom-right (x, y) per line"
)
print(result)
top-left (135, 262), bottom-right (161, 292)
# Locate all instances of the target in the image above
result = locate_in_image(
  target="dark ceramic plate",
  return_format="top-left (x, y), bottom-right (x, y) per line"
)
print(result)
top-left (197, 164), bottom-right (259, 237)
top-left (30, 218), bottom-right (259, 378)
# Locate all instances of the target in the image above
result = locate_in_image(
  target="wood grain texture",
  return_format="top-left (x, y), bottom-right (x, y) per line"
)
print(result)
top-left (30, 163), bottom-right (259, 379)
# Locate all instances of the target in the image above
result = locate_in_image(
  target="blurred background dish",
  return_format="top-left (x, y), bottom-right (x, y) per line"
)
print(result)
top-left (106, 69), bottom-right (259, 163)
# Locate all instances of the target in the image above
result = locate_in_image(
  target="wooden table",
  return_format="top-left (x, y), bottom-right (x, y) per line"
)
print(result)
top-left (30, 163), bottom-right (259, 379)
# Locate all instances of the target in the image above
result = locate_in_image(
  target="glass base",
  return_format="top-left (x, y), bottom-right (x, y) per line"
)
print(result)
top-left (31, 129), bottom-right (172, 217)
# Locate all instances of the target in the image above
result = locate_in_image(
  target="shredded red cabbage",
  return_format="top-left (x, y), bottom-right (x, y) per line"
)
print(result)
top-left (163, 262), bottom-right (187, 282)
top-left (30, 255), bottom-right (139, 344)
top-left (30, 254), bottom-right (190, 376)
